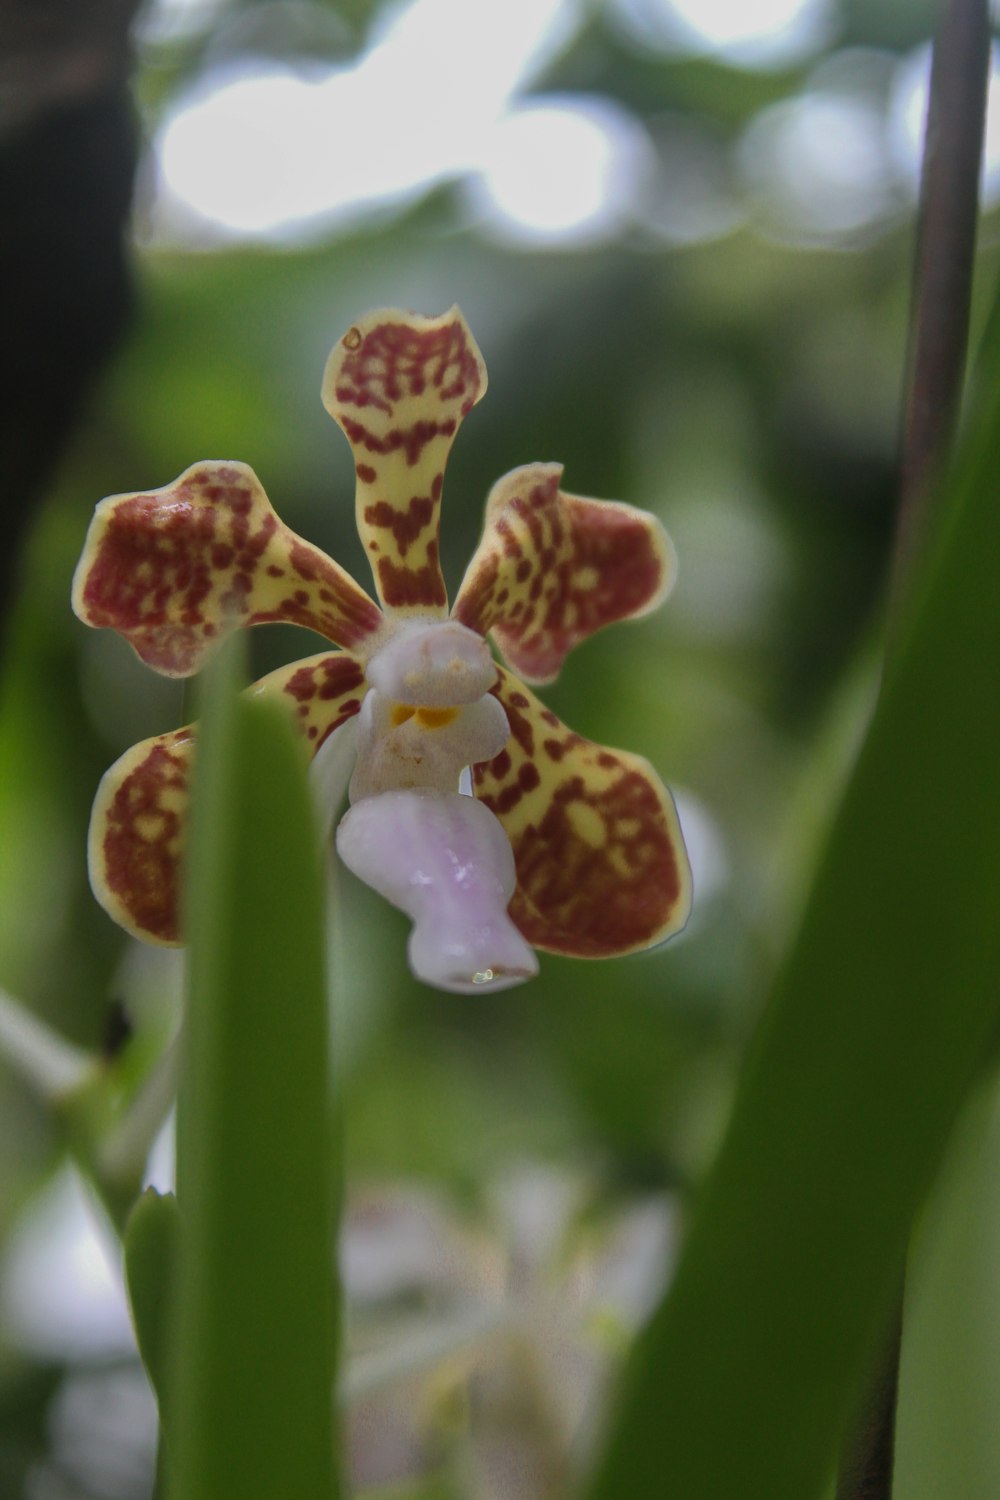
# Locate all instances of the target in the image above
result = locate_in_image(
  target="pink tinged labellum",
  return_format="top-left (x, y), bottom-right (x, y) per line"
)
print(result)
top-left (336, 789), bottom-right (538, 994)
top-left (453, 463), bottom-right (676, 685)
top-left (321, 308), bottom-right (488, 618)
top-left (71, 461), bottom-right (384, 677)
top-left (472, 669), bottom-right (692, 958)
top-left (88, 651), bottom-right (367, 944)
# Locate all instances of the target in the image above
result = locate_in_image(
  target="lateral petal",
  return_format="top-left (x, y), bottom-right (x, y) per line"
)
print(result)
top-left (72, 461), bottom-right (385, 677)
top-left (472, 669), bottom-right (691, 957)
top-left (453, 464), bottom-right (676, 685)
top-left (89, 652), bottom-right (366, 944)
top-left (322, 307), bottom-right (487, 617)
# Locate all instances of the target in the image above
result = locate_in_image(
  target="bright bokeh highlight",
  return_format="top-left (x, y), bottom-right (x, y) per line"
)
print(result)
top-left (465, 96), bottom-right (654, 246)
top-left (155, 0), bottom-right (583, 240)
top-left (888, 42), bottom-right (1000, 205)
top-left (740, 91), bottom-right (897, 243)
top-left (611, 0), bottom-right (833, 69)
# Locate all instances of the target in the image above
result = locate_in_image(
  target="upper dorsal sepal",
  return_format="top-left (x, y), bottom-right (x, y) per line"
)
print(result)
top-left (322, 308), bottom-right (488, 617)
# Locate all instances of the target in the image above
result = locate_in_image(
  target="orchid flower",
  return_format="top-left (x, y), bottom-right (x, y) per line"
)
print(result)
top-left (72, 308), bottom-right (691, 993)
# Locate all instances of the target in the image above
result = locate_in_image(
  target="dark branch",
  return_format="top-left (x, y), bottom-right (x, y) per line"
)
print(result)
top-left (894, 0), bottom-right (991, 593)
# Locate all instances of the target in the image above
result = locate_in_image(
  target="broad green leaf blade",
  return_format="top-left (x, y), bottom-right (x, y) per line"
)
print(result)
top-left (588, 300), bottom-right (1000, 1500)
top-left (124, 1187), bottom-right (181, 1425)
top-left (172, 642), bottom-right (339, 1500)
top-left (895, 1075), bottom-right (1000, 1498)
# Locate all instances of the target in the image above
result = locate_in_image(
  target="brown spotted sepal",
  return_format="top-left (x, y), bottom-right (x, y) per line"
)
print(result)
top-left (88, 652), bottom-right (367, 944)
top-left (251, 650), bottom-right (368, 752)
top-left (89, 728), bottom-right (195, 945)
top-left (472, 669), bottom-right (691, 957)
top-left (72, 461), bottom-right (385, 677)
top-left (322, 307), bottom-right (487, 618)
top-left (453, 464), bottom-right (676, 685)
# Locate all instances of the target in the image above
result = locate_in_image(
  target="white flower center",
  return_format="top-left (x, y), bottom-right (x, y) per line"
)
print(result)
top-left (335, 618), bottom-right (535, 993)
top-left (350, 620), bottom-right (509, 803)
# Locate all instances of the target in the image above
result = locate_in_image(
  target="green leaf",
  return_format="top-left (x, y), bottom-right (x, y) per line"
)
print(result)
top-left (124, 1187), bottom-right (181, 1425)
top-left (895, 1076), bottom-right (1000, 1497)
top-left (587, 291), bottom-right (1000, 1499)
top-left (170, 640), bottom-right (339, 1500)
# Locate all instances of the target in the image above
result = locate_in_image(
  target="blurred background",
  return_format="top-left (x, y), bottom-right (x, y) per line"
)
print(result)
top-left (2, 0), bottom-right (998, 1495)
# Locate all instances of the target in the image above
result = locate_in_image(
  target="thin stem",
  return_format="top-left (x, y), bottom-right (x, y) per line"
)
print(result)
top-left (893, 0), bottom-right (991, 599)
top-left (839, 3), bottom-right (990, 1498)
top-left (835, 1309), bottom-right (903, 1500)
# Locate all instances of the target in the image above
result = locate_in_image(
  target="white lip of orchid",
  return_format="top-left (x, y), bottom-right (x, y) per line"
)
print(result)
top-left (364, 619), bottom-right (498, 706)
top-left (335, 617), bottom-right (530, 991)
top-left (348, 689), bottom-right (510, 803)
top-left (336, 789), bottom-right (538, 995)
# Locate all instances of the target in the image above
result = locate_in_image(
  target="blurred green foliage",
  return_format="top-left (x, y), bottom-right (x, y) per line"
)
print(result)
top-left (1, 0), bottom-right (999, 1495)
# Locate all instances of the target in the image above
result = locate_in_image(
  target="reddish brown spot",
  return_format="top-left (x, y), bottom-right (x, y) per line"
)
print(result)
top-left (496, 784), bottom-right (523, 814)
top-left (363, 495), bottom-right (435, 557)
top-left (507, 760), bottom-right (681, 957)
top-left (102, 737), bottom-right (192, 943)
top-left (78, 472), bottom-right (384, 671)
top-left (455, 479), bottom-right (668, 685)
top-left (495, 685), bottom-right (534, 757)
top-left (342, 415), bottom-right (456, 467)
top-left (356, 463), bottom-right (376, 483)
top-left (334, 317), bottom-right (483, 421)
top-left (518, 762), bottom-right (540, 792)
top-left (320, 661), bottom-right (363, 698)
top-left (377, 555), bottom-right (447, 610)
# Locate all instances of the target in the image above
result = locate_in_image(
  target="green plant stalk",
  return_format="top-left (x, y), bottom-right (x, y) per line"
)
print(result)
top-left (586, 259), bottom-right (1000, 1500)
top-left (170, 639), bottom-right (339, 1500)
top-left (838, 3), bottom-right (990, 1496)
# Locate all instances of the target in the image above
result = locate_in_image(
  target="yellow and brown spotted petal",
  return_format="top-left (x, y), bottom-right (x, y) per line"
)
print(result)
top-left (322, 307), bottom-right (487, 617)
top-left (89, 728), bottom-right (195, 946)
top-left (453, 464), bottom-right (676, 685)
top-left (250, 649), bottom-right (367, 751)
top-left (472, 669), bottom-right (691, 958)
top-left (89, 652), bottom-right (366, 944)
top-left (72, 461), bottom-right (385, 678)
